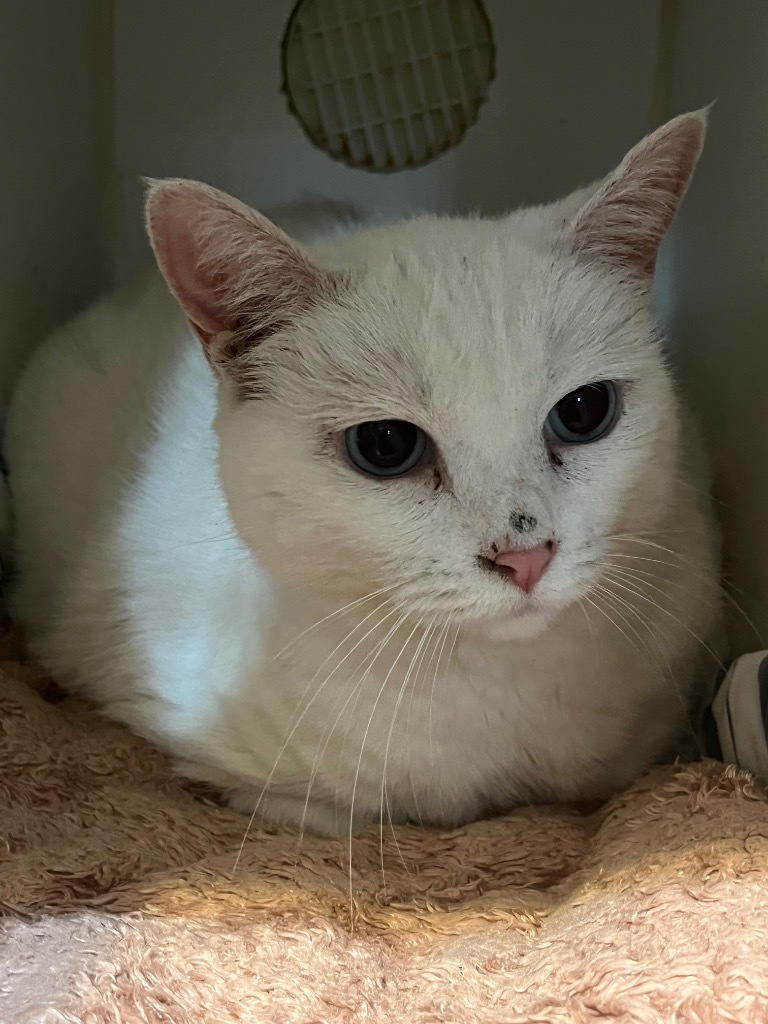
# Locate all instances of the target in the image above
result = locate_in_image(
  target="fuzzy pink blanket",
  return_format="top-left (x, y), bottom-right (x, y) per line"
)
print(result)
top-left (2, 630), bottom-right (768, 1024)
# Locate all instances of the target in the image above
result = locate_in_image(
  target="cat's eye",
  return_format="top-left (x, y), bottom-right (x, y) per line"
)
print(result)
top-left (546, 381), bottom-right (621, 445)
top-left (344, 420), bottom-right (427, 477)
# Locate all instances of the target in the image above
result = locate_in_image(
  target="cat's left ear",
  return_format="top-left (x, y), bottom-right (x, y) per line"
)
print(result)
top-left (568, 109), bottom-right (708, 279)
top-left (144, 179), bottom-right (338, 385)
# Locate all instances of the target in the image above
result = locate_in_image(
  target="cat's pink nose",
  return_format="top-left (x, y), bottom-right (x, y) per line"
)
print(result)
top-left (494, 542), bottom-right (556, 594)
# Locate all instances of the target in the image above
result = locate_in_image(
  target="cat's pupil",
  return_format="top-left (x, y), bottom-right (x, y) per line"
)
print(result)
top-left (344, 419), bottom-right (427, 477)
top-left (358, 421), bottom-right (416, 468)
top-left (545, 381), bottom-right (620, 445)
top-left (557, 385), bottom-right (610, 434)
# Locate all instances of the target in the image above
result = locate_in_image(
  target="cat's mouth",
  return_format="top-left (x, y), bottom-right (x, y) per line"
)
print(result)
top-left (463, 546), bottom-right (565, 640)
top-left (464, 602), bottom-right (556, 641)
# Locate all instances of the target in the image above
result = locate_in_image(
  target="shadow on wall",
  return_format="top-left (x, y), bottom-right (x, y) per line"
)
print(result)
top-left (0, 1), bottom-right (108, 418)
top-left (663, 0), bottom-right (768, 650)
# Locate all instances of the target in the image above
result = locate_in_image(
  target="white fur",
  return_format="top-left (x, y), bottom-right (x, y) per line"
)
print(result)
top-left (4, 114), bottom-right (722, 834)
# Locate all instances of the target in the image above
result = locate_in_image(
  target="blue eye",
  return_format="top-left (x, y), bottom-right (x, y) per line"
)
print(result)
top-left (546, 381), bottom-right (621, 444)
top-left (344, 420), bottom-right (427, 477)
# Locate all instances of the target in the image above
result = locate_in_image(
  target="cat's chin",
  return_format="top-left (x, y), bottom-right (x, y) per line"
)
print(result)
top-left (463, 606), bottom-right (558, 642)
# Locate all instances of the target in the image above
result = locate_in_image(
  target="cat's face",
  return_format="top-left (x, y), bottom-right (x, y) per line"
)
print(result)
top-left (145, 111), bottom-right (706, 639)
top-left (215, 226), bottom-right (678, 640)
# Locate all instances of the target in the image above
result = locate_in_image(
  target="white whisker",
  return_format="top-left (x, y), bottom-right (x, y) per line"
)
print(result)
top-left (269, 579), bottom-right (407, 663)
top-left (380, 617), bottom-right (436, 881)
top-left (596, 572), bottom-right (708, 748)
top-left (348, 618), bottom-right (420, 908)
top-left (297, 608), bottom-right (407, 840)
top-left (601, 571), bottom-right (724, 672)
top-left (425, 616), bottom-right (453, 780)
top-left (231, 601), bottom-right (400, 874)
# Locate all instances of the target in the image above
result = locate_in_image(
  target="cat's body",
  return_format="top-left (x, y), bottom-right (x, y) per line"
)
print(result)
top-left (4, 113), bottom-right (722, 834)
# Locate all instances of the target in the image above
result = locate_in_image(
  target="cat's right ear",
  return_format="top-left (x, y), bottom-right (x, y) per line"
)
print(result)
top-left (144, 179), bottom-right (338, 382)
top-left (565, 109), bottom-right (708, 281)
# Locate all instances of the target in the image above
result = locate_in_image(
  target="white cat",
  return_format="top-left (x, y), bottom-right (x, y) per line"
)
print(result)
top-left (4, 111), bottom-right (722, 835)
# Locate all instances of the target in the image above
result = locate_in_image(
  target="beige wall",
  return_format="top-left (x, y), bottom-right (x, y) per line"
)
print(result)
top-left (0, 0), bottom-right (109, 416)
top-left (665, 0), bottom-right (768, 647)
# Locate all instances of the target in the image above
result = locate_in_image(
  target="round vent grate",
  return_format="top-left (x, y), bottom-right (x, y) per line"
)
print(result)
top-left (282, 0), bottom-right (495, 172)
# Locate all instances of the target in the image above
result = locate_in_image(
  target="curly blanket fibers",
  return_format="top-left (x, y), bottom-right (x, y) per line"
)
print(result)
top-left (2, 629), bottom-right (768, 1023)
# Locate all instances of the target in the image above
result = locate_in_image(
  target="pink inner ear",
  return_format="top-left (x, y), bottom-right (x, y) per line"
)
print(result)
top-left (571, 111), bottom-right (707, 276)
top-left (145, 179), bottom-right (334, 345)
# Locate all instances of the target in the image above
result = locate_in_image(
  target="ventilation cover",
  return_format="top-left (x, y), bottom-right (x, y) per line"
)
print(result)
top-left (282, 0), bottom-right (495, 172)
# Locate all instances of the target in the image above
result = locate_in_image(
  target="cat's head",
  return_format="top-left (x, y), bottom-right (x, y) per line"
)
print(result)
top-left (145, 111), bottom-right (706, 640)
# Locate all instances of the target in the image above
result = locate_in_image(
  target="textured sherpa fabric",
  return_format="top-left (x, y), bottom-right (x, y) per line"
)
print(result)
top-left (2, 624), bottom-right (768, 1024)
